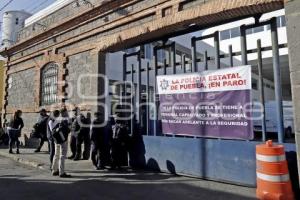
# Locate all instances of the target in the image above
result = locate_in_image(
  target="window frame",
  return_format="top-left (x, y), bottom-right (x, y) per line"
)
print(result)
top-left (40, 62), bottom-right (59, 106)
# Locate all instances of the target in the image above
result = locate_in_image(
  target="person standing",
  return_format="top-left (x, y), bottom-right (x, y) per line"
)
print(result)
top-left (111, 114), bottom-right (130, 169)
top-left (47, 111), bottom-right (56, 168)
top-left (69, 107), bottom-right (81, 160)
top-left (83, 112), bottom-right (91, 160)
top-left (74, 113), bottom-right (89, 161)
top-left (34, 109), bottom-right (50, 153)
top-left (7, 110), bottom-right (24, 154)
top-left (0, 113), bottom-right (2, 129)
top-left (91, 112), bottom-right (112, 170)
top-left (49, 108), bottom-right (71, 178)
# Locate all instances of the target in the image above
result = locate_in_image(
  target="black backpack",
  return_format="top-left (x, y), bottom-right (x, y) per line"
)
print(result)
top-left (52, 120), bottom-right (70, 144)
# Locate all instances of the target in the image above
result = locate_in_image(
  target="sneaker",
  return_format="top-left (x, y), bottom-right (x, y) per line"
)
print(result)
top-left (59, 173), bottom-right (71, 178)
top-left (52, 171), bottom-right (59, 176)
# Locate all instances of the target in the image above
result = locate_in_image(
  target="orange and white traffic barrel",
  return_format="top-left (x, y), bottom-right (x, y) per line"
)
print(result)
top-left (256, 140), bottom-right (294, 200)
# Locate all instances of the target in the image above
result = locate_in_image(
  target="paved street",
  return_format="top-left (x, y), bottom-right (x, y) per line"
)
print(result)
top-left (0, 154), bottom-right (256, 200)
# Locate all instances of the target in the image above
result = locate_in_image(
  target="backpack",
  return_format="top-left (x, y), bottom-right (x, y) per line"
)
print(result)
top-left (51, 120), bottom-right (70, 144)
top-left (30, 123), bottom-right (40, 139)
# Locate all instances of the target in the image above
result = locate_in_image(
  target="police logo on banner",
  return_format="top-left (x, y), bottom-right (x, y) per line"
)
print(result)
top-left (156, 65), bottom-right (253, 140)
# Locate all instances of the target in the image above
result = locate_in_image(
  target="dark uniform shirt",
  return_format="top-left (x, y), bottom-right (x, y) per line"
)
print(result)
top-left (91, 120), bottom-right (112, 147)
top-left (8, 117), bottom-right (24, 130)
top-left (71, 115), bottom-right (83, 137)
top-left (36, 115), bottom-right (49, 137)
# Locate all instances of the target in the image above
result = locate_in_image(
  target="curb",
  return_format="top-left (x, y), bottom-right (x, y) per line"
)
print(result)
top-left (0, 150), bottom-right (47, 170)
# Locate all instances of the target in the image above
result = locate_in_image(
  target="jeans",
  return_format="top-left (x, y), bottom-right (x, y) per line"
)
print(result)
top-left (70, 135), bottom-right (76, 157)
top-left (8, 128), bottom-right (20, 151)
top-left (75, 134), bottom-right (91, 159)
top-left (37, 138), bottom-right (50, 151)
top-left (111, 139), bottom-right (128, 168)
top-left (52, 141), bottom-right (68, 175)
top-left (49, 139), bottom-right (55, 166)
top-left (91, 143), bottom-right (99, 167)
top-left (91, 142), bottom-right (110, 168)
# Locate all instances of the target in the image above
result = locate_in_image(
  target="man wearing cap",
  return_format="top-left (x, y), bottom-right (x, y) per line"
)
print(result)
top-left (34, 109), bottom-right (50, 153)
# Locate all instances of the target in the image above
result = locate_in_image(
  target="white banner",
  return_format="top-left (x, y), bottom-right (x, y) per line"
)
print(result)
top-left (157, 65), bottom-right (252, 94)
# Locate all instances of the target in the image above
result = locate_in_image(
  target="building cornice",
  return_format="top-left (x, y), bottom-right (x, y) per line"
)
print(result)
top-left (0, 0), bottom-right (136, 57)
top-left (1, 0), bottom-right (284, 66)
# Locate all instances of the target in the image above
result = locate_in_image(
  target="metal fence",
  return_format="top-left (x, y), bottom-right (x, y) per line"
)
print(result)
top-left (120, 17), bottom-right (288, 143)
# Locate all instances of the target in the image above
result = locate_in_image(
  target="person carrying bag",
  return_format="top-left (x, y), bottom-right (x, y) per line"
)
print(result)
top-left (49, 109), bottom-right (71, 178)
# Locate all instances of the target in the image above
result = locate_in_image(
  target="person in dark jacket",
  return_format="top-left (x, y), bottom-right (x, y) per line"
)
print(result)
top-left (34, 109), bottom-right (50, 153)
top-left (111, 114), bottom-right (130, 169)
top-left (74, 112), bottom-right (91, 160)
top-left (68, 107), bottom-right (81, 159)
top-left (91, 112), bottom-right (112, 170)
top-left (72, 113), bottom-right (85, 161)
top-left (83, 112), bottom-right (92, 159)
top-left (7, 110), bottom-right (24, 154)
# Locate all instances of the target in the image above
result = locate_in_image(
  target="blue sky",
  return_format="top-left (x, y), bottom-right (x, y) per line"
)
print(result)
top-left (0, 0), bottom-right (56, 31)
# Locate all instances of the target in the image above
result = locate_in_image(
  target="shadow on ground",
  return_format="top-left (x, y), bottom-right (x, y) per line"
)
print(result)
top-left (70, 170), bottom-right (178, 181)
top-left (0, 174), bottom-right (256, 200)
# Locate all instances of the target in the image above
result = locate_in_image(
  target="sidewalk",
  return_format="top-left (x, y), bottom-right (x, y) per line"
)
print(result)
top-left (0, 147), bottom-right (94, 171)
top-left (0, 147), bottom-right (257, 199)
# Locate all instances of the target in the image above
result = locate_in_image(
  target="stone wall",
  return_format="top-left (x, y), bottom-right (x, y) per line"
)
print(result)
top-left (7, 0), bottom-right (283, 62)
top-left (4, 50), bottom-right (99, 136)
top-left (1, 0), bottom-right (285, 144)
top-left (65, 50), bottom-right (99, 108)
top-left (12, 0), bottom-right (162, 60)
top-left (0, 61), bottom-right (4, 110)
top-left (6, 68), bottom-right (36, 109)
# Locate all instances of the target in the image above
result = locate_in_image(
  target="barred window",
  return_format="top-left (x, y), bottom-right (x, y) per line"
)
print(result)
top-left (41, 63), bottom-right (58, 105)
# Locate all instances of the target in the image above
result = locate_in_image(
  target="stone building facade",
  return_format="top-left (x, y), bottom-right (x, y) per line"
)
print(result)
top-left (3, 0), bottom-right (300, 184)
top-left (0, 0), bottom-right (284, 133)
top-left (0, 60), bottom-right (4, 113)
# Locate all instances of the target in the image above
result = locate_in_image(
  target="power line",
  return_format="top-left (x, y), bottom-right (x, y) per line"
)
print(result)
top-left (0, 0), bottom-right (14, 12)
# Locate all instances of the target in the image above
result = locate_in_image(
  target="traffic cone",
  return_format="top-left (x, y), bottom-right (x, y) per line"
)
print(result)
top-left (256, 140), bottom-right (294, 200)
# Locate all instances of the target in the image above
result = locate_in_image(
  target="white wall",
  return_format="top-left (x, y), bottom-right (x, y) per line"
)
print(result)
top-left (1, 10), bottom-right (31, 48)
top-left (24, 0), bottom-right (74, 27)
